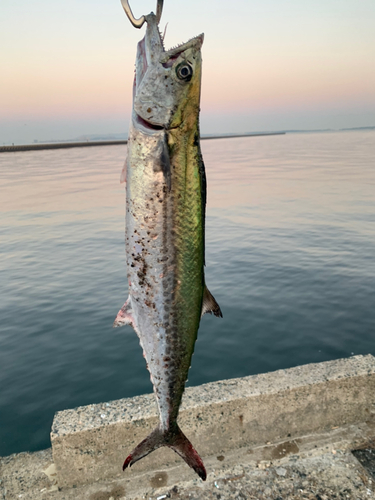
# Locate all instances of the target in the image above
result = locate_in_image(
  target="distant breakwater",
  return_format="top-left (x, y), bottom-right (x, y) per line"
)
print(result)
top-left (0, 132), bottom-right (285, 153)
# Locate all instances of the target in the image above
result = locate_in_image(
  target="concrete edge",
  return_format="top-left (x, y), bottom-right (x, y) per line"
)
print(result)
top-left (2, 420), bottom-right (375, 499)
top-left (51, 355), bottom-right (375, 488)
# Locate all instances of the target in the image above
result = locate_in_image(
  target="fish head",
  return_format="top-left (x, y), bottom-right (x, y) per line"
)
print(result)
top-left (133, 13), bottom-right (204, 131)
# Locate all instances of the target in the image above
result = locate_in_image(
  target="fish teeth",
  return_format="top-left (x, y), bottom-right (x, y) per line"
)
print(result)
top-left (165, 34), bottom-right (204, 53)
top-left (158, 28), bottom-right (165, 49)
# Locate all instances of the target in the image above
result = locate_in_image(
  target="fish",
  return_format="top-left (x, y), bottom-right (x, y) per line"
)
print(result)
top-left (114, 4), bottom-right (222, 481)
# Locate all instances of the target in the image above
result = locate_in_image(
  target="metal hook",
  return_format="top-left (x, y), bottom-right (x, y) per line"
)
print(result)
top-left (121, 0), bottom-right (164, 28)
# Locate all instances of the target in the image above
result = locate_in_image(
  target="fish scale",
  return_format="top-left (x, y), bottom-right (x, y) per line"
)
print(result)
top-left (114, 8), bottom-right (222, 480)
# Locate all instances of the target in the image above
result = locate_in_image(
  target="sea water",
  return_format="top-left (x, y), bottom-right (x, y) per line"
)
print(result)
top-left (0, 130), bottom-right (374, 456)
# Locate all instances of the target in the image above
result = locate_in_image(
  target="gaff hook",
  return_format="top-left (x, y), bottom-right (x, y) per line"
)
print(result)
top-left (121, 0), bottom-right (163, 28)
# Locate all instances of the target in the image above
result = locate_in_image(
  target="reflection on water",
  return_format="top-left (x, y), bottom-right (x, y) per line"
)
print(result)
top-left (0, 131), bottom-right (374, 456)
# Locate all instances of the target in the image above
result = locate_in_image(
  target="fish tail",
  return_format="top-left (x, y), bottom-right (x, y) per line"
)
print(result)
top-left (123, 425), bottom-right (206, 480)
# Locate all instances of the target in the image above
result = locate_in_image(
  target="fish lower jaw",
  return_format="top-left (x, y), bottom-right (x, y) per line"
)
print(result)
top-left (134, 113), bottom-right (165, 133)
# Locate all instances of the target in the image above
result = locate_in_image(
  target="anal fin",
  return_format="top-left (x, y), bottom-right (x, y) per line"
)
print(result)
top-left (113, 297), bottom-right (134, 328)
top-left (201, 286), bottom-right (223, 318)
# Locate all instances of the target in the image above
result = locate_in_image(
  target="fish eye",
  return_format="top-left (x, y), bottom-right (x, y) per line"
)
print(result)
top-left (176, 63), bottom-right (193, 82)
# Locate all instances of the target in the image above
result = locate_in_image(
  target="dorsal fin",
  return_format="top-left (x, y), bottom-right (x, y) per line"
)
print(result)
top-left (201, 286), bottom-right (222, 318)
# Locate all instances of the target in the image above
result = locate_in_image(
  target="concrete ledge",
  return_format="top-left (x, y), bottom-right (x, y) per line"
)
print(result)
top-left (51, 355), bottom-right (375, 488)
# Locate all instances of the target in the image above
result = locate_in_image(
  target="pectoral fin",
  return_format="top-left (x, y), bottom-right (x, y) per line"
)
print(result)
top-left (201, 286), bottom-right (223, 318)
top-left (153, 134), bottom-right (171, 190)
top-left (120, 153), bottom-right (128, 184)
top-left (113, 297), bottom-right (135, 327)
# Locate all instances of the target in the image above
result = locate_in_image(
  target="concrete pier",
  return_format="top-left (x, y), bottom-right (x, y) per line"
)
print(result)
top-left (1, 355), bottom-right (375, 499)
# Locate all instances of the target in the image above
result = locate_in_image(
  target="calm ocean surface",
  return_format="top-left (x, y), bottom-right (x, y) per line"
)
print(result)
top-left (0, 130), bottom-right (374, 457)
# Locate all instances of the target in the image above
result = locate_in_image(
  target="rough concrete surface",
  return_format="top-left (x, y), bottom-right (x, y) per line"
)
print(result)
top-left (1, 420), bottom-right (375, 499)
top-left (1, 355), bottom-right (375, 499)
top-left (51, 355), bottom-right (375, 488)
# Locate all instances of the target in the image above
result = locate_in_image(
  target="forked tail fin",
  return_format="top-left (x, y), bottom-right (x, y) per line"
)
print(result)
top-left (123, 425), bottom-right (207, 480)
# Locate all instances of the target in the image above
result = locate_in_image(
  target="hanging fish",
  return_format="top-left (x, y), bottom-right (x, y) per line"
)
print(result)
top-left (114, 0), bottom-right (222, 481)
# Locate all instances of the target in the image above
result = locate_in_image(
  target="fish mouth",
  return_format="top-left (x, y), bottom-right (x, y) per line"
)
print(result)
top-left (133, 38), bottom-right (165, 133)
top-left (135, 28), bottom-right (204, 90)
top-left (135, 37), bottom-right (148, 89)
top-left (161, 34), bottom-right (204, 62)
top-left (134, 112), bottom-right (165, 132)
top-left (133, 21), bottom-right (204, 132)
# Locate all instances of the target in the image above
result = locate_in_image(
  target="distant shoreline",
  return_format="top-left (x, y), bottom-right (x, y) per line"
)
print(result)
top-left (0, 132), bottom-right (285, 153)
top-left (1, 126), bottom-right (374, 153)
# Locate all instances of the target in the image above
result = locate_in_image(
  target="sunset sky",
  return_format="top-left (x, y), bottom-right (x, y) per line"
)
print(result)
top-left (1, 0), bottom-right (375, 144)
